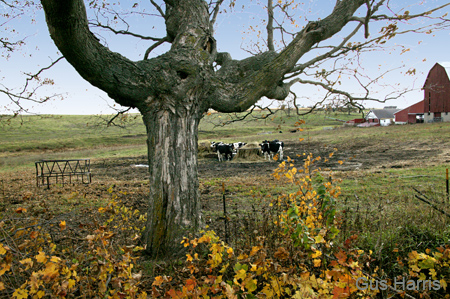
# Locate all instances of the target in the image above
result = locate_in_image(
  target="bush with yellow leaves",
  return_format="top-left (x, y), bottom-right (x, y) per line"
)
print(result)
top-left (0, 190), bottom-right (147, 298)
top-left (150, 154), bottom-right (380, 298)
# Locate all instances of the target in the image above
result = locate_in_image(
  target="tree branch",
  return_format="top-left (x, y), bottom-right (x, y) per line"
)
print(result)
top-left (41, 0), bottom-right (158, 108)
top-left (209, 0), bottom-right (368, 113)
top-left (266, 0), bottom-right (275, 52)
top-left (210, 0), bottom-right (224, 26)
top-left (88, 21), bottom-right (164, 41)
top-left (150, 0), bottom-right (166, 19)
top-left (144, 37), bottom-right (169, 60)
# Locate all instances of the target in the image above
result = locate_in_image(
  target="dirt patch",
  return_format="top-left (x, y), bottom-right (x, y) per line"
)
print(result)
top-left (86, 137), bottom-right (448, 182)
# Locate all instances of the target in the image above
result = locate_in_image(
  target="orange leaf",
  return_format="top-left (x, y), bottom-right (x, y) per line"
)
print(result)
top-left (15, 207), bottom-right (27, 214)
top-left (30, 231), bottom-right (38, 239)
top-left (335, 250), bottom-right (347, 265)
top-left (59, 221), bottom-right (66, 231)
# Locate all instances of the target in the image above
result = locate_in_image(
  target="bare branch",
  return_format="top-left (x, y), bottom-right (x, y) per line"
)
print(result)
top-left (20, 56), bottom-right (65, 94)
top-left (150, 0), bottom-right (166, 19)
top-left (88, 21), bottom-right (164, 41)
top-left (372, 2), bottom-right (450, 21)
top-left (107, 107), bottom-right (132, 128)
top-left (286, 23), bottom-right (363, 78)
top-left (210, 0), bottom-right (224, 27)
top-left (144, 37), bottom-right (169, 60)
top-left (267, 0), bottom-right (275, 51)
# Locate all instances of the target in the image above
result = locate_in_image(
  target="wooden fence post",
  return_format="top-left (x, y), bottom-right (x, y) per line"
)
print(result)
top-left (446, 168), bottom-right (449, 203)
top-left (222, 182), bottom-right (229, 244)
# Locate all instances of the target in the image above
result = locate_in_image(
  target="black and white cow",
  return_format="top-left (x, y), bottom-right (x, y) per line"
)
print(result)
top-left (232, 142), bottom-right (247, 155)
top-left (260, 140), bottom-right (284, 161)
top-left (211, 141), bottom-right (234, 161)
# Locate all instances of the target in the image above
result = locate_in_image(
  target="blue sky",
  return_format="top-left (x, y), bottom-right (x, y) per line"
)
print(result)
top-left (0, 0), bottom-right (449, 115)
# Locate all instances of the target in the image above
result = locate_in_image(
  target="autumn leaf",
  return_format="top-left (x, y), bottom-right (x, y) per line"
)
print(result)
top-left (59, 220), bottom-right (66, 231)
top-left (235, 269), bottom-right (247, 281)
top-left (313, 259), bottom-right (321, 267)
top-left (30, 231), bottom-right (39, 239)
top-left (249, 246), bottom-right (261, 257)
top-left (12, 288), bottom-right (28, 299)
top-left (311, 250), bottom-right (322, 258)
top-left (42, 263), bottom-right (59, 282)
top-left (15, 207), bottom-right (27, 213)
top-left (186, 254), bottom-right (193, 262)
top-left (245, 279), bottom-right (257, 292)
top-left (36, 251), bottom-right (48, 264)
top-left (274, 247), bottom-right (289, 260)
top-left (440, 279), bottom-right (447, 290)
top-left (335, 250), bottom-right (347, 265)
top-left (0, 243), bottom-right (7, 255)
top-left (19, 258), bottom-right (34, 270)
top-left (185, 278), bottom-right (196, 291)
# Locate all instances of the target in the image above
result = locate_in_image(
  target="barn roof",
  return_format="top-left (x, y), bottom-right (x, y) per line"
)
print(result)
top-left (438, 62), bottom-right (450, 79)
top-left (367, 108), bottom-right (400, 119)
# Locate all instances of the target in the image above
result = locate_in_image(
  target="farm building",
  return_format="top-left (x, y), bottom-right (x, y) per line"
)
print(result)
top-left (365, 107), bottom-right (400, 126)
top-left (394, 100), bottom-right (425, 124)
top-left (395, 62), bottom-right (450, 124)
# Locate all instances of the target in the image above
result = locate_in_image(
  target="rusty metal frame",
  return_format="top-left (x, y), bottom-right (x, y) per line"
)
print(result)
top-left (35, 159), bottom-right (91, 188)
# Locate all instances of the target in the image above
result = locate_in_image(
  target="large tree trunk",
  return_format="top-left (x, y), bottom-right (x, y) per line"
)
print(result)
top-left (141, 104), bottom-right (202, 257)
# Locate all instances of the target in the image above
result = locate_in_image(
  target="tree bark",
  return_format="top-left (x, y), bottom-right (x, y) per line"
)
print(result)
top-left (141, 104), bottom-right (202, 257)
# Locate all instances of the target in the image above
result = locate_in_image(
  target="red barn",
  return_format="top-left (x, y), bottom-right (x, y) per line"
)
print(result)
top-left (423, 62), bottom-right (450, 122)
top-left (395, 62), bottom-right (450, 124)
top-left (394, 100), bottom-right (424, 124)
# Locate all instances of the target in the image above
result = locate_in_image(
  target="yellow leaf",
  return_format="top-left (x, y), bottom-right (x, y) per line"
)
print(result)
top-left (36, 251), bottom-right (47, 264)
top-left (59, 221), bottom-right (66, 231)
top-left (0, 281), bottom-right (4, 291)
top-left (249, 246), bottom-right (260, 257)
top-left (429, 268), bottom-right (437, 280)
top-left (36, 290), bottom-right (45, 298)
top-left (152, 276), bottom-right (164, 286)
top-left (0, 243), bottom-right (6, 255)
top-left (314, 235), bottom-right (324, 244)
top-left (13, 289), bottom-right (28, 299)
top-left (311, 250), bottom-right (322, 258)
top-left (42, 263), bottom-right (59, 282)
top-left (235, 269), bottom-right (247, 281)
top-left (19, 258), bottom-right (34, 269)
top-left (186, 254), bottom-right (193, 262)
top-left (237, 253), bottom-right (248, 260)
top-left (68, 279), bottom-right (76, 290)
top-left (440, 279), bottom-right (447, 290)
top-left (313, 259), bottom-right (321, 267)
top-left (50, 256), bottom-right (61, 263)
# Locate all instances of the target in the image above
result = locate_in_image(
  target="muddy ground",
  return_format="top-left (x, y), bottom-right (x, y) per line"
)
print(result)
top-left (91, 137), bottom-right (450, 182)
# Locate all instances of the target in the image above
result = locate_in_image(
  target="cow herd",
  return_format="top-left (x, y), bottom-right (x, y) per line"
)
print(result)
top-left (210, 139), bottom-right (284, 162)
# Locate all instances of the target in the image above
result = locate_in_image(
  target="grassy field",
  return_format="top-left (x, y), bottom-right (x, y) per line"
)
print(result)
top-left (0, 110), bottom-right (362, 171)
